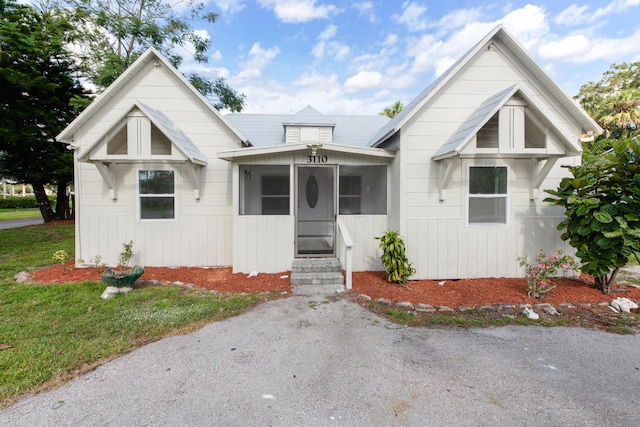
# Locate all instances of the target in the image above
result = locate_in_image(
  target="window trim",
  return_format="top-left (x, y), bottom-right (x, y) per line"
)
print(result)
top-left (466, 165), bottom-right (509, 226)
top-left (137, 168), bottom-right (177, 222)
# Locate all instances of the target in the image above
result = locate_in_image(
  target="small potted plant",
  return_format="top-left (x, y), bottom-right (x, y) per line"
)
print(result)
top-left (101, 241), bottom-right (145, 288)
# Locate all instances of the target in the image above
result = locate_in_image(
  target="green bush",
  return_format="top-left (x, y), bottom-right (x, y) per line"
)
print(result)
top-left (376, 230), bottom-right (416, 284)
top-left (0, 196), bottom-right (56, 209)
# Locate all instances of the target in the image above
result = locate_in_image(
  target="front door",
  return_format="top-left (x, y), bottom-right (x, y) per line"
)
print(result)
top-left (295, 165), bottom-right (336, 257)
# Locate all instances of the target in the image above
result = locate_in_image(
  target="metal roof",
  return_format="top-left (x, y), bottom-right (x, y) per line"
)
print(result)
top-left (224, 107), bottom-right (390, 148)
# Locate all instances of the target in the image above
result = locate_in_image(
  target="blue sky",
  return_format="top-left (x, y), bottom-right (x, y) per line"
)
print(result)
top-left (167, 1), bottom-right (640, 115)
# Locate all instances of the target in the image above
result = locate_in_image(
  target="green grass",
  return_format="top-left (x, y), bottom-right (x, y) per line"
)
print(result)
top-left (0, 223), bottom-right (75, 280)
top-left (0, 208), bottom-right (42, 221)
top-left (0, 223), bottom-right (280, 406)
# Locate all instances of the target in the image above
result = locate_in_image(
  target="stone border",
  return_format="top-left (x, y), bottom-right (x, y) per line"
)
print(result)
top-left (355, 293), bottom-right (639, 318)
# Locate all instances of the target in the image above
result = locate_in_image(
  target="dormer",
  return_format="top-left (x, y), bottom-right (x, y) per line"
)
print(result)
top-left (78, 101), bottom-right (207, 200)
top-left (282, 106), bottom-right (335, 144)
top-left (432, 85), bottom-right (584, 200)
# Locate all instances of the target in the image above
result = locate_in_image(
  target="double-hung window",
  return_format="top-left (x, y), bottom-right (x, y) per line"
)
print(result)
top-left (139, 170), bottom-right (175, 220)
top-left (468, 166), bottom-right (507, 224)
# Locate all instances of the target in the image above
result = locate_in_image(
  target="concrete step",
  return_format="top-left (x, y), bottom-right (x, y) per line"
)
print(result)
top-left (290, 271), bottom-right (344, 286)
top-left (292, 283), bottom-right (345, 296)
top-left (292, 258), bottom-right (342, 274)
top-left (290, 258), bottom-right (344, 295)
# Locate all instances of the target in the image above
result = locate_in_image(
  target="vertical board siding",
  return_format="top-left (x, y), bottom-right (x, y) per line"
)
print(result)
top-left (407, 216), bottom-right (568, 279)
top-left (79, 214), bottom-right (232, 267)
top-left (233, 216), bottom-right (294, 274)
top-left (337, 215), bottom-right (386, 271)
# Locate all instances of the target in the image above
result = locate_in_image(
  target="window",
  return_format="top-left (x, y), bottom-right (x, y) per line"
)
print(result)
top-left (338, 165), bottom-right (386, 215)
top-left (139, 170), bottom-right (175, 220)
top-left (262, 176), bottom-right (290, 215)
top-left (339, 176), bottom-right (361, 214)
top-left (240, 165), bottom-right (290, 215)
top-left (468, 166), bottom-right (507, 224)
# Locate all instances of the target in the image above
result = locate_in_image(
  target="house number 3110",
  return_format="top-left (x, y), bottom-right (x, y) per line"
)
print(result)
top-left (307, 155), bottom-right (328, 163)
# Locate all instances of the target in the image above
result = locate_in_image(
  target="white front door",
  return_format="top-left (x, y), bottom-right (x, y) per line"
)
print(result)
top-left (295, 165), bottom-right (336, 257)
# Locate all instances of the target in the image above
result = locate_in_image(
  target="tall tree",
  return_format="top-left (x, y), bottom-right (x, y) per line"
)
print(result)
top-left (380, 100), bottom-right (403, 118)
top-left (576, 62), bottom-right (640, 139)
top-left (0, 0), bottom-right (85, 221)
top-left (63, 0), bottom-right (245, 111)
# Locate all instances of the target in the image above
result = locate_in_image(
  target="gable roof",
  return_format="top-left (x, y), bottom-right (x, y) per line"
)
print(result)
top-left (368, 25), bottom-right (602, 147)
top-left (432, 84), bottom-right (584, 160)
top-left (282, 105), bottom-right (336, 126)
top-left (225, 107), bottom-right (389, 148)
top-left (432, 85), bottom-right (518, 160)
top-left (78, 101), bottom-right (207, 165)
top-left (57, 47), bottom-right (247, 145)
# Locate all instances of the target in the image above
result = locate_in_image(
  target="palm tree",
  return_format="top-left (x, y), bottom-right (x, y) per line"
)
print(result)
top-left (380, 100), bottom-right (403, 118)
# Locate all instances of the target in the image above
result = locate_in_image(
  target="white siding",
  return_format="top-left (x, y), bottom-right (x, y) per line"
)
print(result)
top-left (395, 43), bottom-right (583, 279)
top-left (337, 215), bottom-right (387, 272)
top-left (73, 60), bottom-right (239, 269)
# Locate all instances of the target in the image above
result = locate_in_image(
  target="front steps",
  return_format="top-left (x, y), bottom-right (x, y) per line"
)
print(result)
top-left (290, 258), bottom-right (345, 295)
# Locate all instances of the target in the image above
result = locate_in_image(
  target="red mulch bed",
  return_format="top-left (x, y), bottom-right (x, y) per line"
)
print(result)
top-left (30, 262), bottom-right (640, 307)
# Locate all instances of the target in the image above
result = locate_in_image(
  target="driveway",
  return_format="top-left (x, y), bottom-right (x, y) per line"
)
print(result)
top-left (0, 218), bottom-right (43, 229)
top-left (1, 296), bottom-right (639, 426)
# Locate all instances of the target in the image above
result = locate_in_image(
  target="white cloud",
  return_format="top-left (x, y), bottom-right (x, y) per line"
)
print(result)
top-left (210, 50), bottom-right (222, 61)
top-left (257, 0), bottom-right (342, 23)
top-left (392, 2), bottom-right (429, 32)
top-left (211, 0), bottom-right (246, 17)
top-left (501, 4), bottom-right (549, 49)
top-left (438, 8), bottom-right (483, 31)
top-left (344, 71), bottom-right (382, 92)
top-left (312, 24), bottom-right (350, 61)
top-left (538, 30), bottom-right (640, 63)
top-left (383, 34), bottom-right (398, 47)
top-left (236, 43), bottom-right (280, 81)
top-left (353, 1), bottom-right (377, 23)
top-left (556, 0), bottom-right (640, 26)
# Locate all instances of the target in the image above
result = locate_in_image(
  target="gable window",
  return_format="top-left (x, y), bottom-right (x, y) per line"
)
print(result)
top-left (468, 166), bottom-right (507, 224)
top-left (139, 170), bottom-right (175, 220)
top-left (240, 165), bottom-right (290, 215)
top-left (338, 165), bottom-right (386, 215)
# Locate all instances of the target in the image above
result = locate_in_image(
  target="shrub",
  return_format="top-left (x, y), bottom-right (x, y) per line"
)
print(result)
top-left (376, 230), bottom-right (416, 284)
top-left (518, 250), bottom-right (579, 298)
top-left (0, 196), bottom-right (56, 209)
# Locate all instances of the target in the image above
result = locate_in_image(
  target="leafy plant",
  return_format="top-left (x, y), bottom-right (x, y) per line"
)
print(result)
top-left (118, 241), bottom-right (134, 269)
top-left (544, 139), bottom-right (640, 293)
top-left (375, 230), bottom-right (416, 284)
top-left (51, 249), bottom-right (69, 265)
top-left (518, 250), bottom-right (579, 298)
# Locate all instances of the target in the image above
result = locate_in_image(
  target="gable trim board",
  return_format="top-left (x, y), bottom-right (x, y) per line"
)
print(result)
top-left (59, 26), bottom-right (601, 280)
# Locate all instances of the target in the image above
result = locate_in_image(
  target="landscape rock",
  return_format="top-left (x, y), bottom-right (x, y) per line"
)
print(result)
top-left (13, 271), bottom-right (31, 283)
top-left (396, 301), bottom-right (414, 310)
top-left (610, 298), bottom-right (639, 314)
top-left (100, 286), bottom-right (133, 299)
top-left (523, 307), bottom-right (539, 320)
top-left (376, 298), bottom-right (391, 305)
top-left (415, 303), bottom-right (435, 313)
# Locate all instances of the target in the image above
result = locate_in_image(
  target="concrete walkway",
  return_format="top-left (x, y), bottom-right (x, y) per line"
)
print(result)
top-left (1, 296), bottom-right (639, 426)
top-left (0, 218), bottom-right (43, 229)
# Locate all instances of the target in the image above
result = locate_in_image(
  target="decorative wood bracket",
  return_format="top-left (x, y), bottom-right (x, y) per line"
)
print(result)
top-left (94, 162), bottom-right (117, 199)
top-left (439, 158), bottom-right (455, 201)
top-left (185, 163), bottom-right (202, 200)
top-left (530, 156), bottom-right (559, 200)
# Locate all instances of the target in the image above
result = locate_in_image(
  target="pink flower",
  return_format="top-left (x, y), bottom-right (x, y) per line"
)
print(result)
top-left (540, 280), bottom-right (547, 287)
top-left (538, 263), bottom-right (545, 269)
top-left (531, 270), bottom-right (537, 276)
top-left (562, 263), bottom-right (570, 269)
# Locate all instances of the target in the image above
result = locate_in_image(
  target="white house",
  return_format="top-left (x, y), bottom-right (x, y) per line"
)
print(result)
top-left (57, 26), bottom-right (601, 292)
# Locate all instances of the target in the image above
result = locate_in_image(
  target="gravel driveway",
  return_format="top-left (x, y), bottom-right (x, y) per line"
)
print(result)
top-left (2, 296), bottom-right (639, 426)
